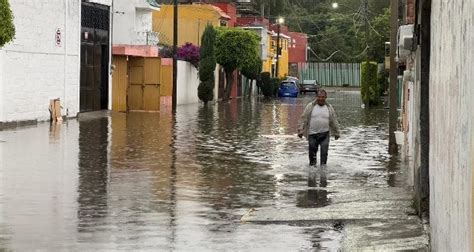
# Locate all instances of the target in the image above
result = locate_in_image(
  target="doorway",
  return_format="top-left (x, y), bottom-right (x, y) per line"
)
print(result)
top-left (80, 2), bottom-right (110, 112)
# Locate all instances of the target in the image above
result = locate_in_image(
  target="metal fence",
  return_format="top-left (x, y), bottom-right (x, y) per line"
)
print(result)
top-left (297, 62), bottom-right (361, 87)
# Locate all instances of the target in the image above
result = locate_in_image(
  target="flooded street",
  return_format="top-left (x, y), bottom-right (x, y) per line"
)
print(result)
top-left (0, 91), bottom-right (428, 251)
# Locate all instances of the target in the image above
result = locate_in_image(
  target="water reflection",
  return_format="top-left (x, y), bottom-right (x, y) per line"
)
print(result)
top-left (77, 116), bottom-right (109, 231)
top-left (297, 189), bottom-right (331, 208)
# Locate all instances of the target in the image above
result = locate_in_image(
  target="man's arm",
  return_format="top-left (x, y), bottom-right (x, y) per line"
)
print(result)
top-left (329, 105), bottom-right (341, 139)
top-left (297, 103), bottom-right (311, 137)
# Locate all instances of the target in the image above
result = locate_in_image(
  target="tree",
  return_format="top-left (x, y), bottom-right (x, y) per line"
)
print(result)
top-left (198, 25), bottom-right (216, 105)
top-left (215, 28), bottom-right (260, 101)
top-left (279, 0), bottom-right (389, 63)
top-left (241, 52), bottom-right (262, 98)
top-left (0, 0), bottom-right (15, 47)
top-left (367, 8), bottom-right (390, 62)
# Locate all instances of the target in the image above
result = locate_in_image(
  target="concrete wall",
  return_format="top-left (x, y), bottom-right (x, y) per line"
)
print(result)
top-left (0, 0), bottom-right (81, 123)
top-left (177, 60), bottom-right (199, 105)
top-left (429, 1), bottom-right (474, 251)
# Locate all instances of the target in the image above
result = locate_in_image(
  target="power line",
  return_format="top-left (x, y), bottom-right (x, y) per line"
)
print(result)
top-left (308, 45), bottom-right (368, 61)
top-left (282, 0), bottom-right (369, 62)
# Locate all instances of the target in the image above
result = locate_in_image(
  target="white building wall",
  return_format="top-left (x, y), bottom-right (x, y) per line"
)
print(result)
top-left (0, 0), bottom-right (81, 123)
top-left (177, 60), bottom-right (200, 105)
top-left (112, 1), bottom-right (136, 45)
top-left (429, 1), bottom-right (474, 251)
top-left (112, 0), bottom-right (155, 45)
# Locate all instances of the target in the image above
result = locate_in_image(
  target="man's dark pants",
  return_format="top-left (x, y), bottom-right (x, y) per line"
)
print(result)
top-left (308, 131), bottom-right (330, 166)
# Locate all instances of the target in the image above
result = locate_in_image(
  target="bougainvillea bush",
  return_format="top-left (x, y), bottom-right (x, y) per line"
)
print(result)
top-left (177, 42), bottom-right (200, 68)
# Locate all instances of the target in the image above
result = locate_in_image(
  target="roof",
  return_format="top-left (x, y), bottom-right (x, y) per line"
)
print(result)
top-left (210, 5), bottom-right (231, 20)
top-left (147, 0), bottom-right (160, 9)
top-left (271, 31), bottom-right (291, 39)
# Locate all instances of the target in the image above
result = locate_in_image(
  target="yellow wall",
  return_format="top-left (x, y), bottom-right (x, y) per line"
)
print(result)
top-left (160, 64), bottom-right (173, 96)
top-left (153, 4), bottom-right (223, 46)
top-left (263, 34), bottom-right (272, 73)
top-left (268, 35), bottom-right (289, 78)
top-left (279, 37), bottom-right (289, 78)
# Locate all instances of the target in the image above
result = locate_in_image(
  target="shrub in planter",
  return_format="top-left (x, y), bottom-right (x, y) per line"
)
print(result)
top-left (377, 69), bottom-right (389, 96)
top-left (361, 61), bottom-right (379, 106)
top-left (271, 77), bottom-right (281, 97)
top-left (260, 72), bottom-right (273, 97)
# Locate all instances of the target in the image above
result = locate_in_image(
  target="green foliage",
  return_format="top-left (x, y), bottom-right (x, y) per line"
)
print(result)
top-left (215, 28), bottom-right (260, 100)
top-left (0, 0), bottom-right (15, 47)
top-left (198, 25), bottom-right (217, 104)
top-left (241, 53), bottom-right (262, 81)
top-left (259, 72), bottom-right (273, 97)
top-left (271, 77), bottom-right (281, 97)
top-left (272, 0), bottom-right (389, 63)
top-left (215, 28), bottom-right (260, 73)
top-left (377, 69), bottom-right (389, 96)
top-left (361, 61), bottom-right (379, 106)
top-left (198, 80), bottom-right (214, 103)
top-left (260, 72), bottom-right (281, 98)
top-left (367, 8), bottom-right (390, 62)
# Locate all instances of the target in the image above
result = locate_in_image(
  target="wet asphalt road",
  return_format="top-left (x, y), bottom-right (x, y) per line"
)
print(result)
top-left (0, 91), bottom-right (428, 251)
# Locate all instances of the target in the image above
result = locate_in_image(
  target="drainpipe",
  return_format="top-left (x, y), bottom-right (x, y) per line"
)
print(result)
top-left (108, 0), bottom-right (114, 111)
top-left (172, 0), bottom-right (178, 112)
top-left (0, 50), bottom-right (4, 121)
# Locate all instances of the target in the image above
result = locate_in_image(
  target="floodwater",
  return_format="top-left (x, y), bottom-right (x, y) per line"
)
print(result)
top-left (0, 91), bottom-right (428, 251)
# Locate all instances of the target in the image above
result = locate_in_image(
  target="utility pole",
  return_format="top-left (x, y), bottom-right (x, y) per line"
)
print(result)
top-left (276, 23), bottom-right (280, 78)
top-left (364, 0), bottom-right (369, 106)
top-left (388, 0), bottom-right (399, 154)
top-left (275, 17), bottom-right (284, 78)
top-left (172, 0), bottom-right (178, 112)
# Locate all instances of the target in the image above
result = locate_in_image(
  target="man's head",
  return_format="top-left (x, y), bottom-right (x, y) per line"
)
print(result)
top-left (316, 89), bottom-right (327, 106)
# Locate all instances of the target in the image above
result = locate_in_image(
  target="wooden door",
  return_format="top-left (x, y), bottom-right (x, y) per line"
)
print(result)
top-left (111, 56), bottom-right (127, 112)
top-left (128, 57), bottom-right (161, 111)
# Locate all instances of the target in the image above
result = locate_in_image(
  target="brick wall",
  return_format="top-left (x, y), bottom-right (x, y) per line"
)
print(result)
top-left (0, 0), bottom-right (81, 122)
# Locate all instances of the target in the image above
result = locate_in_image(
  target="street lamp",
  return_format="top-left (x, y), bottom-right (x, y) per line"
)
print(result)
top-left (275, 17), bottom-right (284, 78)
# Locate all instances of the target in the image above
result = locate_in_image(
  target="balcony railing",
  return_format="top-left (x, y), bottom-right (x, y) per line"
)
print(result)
top-left (135, 31), bottom-right (159, 46)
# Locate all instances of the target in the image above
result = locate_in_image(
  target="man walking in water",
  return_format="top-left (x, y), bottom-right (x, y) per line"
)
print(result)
top-left (298, 89), bottom-right (340, 166)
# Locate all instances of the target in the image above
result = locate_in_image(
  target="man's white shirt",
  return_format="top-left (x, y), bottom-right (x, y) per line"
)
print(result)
top-left (309, 104), bottom-right (330, 135)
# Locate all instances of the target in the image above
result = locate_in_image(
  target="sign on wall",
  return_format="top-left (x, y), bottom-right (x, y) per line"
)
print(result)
top-left (55, 28), bottom-right (62, 47)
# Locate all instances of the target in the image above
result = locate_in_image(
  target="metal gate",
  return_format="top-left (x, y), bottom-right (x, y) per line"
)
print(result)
top-left (297, 62), bottom-right (361, 87)
top-left (80, 2), bottom-right (110, 112)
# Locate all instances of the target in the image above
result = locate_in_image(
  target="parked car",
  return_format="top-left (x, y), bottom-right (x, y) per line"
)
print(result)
top-left (278, 81), bottom-right (299, 97)
top-left (299, 80), bottom-right (320, 94)
top-left (285, 76), bottom-right (299, 85)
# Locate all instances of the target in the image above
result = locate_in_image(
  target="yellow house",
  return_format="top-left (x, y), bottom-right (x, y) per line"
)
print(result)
top-left (152, 4), bottom-right (231, 46)
top-left (263, 31), bottom-right (289, 78)
top-left (263, 32), bottom-right (273, 73)
top-left (271, 32), bottom-right (290, 78)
